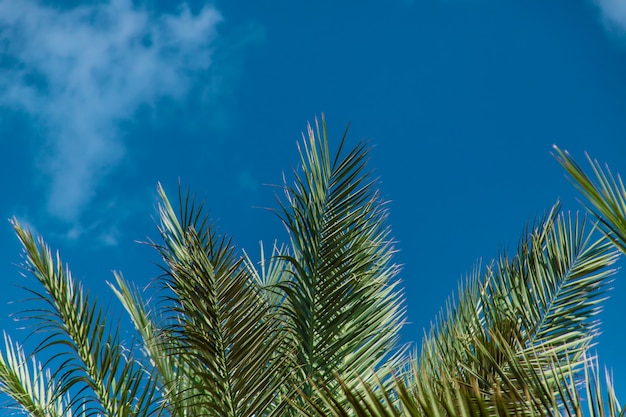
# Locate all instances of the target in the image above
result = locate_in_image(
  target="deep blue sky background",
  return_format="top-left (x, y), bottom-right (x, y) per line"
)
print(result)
top-left (1, 0), bottom-right (626, 410)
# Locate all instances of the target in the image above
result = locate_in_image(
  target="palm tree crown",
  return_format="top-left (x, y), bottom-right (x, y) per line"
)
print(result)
top-left (0, 120), bottom-right (623, 417)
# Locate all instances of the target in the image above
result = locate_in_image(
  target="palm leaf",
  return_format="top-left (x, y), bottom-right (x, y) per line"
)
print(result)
top-left (244, 242), bottom-right (293, 314)
top-left (553, 146), bottom-right (626, 254)
top-left (271, 116), bottom-right (405, 402)
top-left (110, 272), bottom-right (204, 416)
top-left (0, 332), bottom-right (70, 417)
top-left (299, 208), bottom-right (621, 417)
top-left (359, 355), bottom-right (619, 417)
top-left (148, 184), bottom-right (289, 417)
top-left (9, 219), bottom-right (159, 417)
top-left (417, 206), bottom-right (618, 414)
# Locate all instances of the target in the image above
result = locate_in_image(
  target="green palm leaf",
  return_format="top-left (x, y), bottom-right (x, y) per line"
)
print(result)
top-left (5, 124), bottom-right (622, 417)
top-left (9, 219), bottom-right (159, 417)
top-left (148, 184), bottom-right (288, 417)
top-left (271, 117), bottom-right (405, 402)
top-left (110, 273), bottom-right (199, 416)
top-left (418, 208), bottom-right (618, 411)
top-left (0, 333), bottom-right (70, 417)
top-left (554, 146), bottom-right (626, 254)
top-left (301, 208), bottom-right (621, 417)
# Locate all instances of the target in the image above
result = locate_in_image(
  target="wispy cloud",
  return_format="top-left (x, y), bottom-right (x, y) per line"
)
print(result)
top-left (593, 0), bottom-right (626, 36)
top-left (0, 0), bottom-right (222, 223)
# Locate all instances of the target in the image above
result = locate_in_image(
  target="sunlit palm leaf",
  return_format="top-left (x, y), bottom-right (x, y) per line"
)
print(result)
top-left (272, 117), bottom-right (405, 402)
top-left (10, 219), bottom-right (159, 417)
top-left (554, 146), bottom-right (626, 254)
top-left (111, 273), bottom-right (206, 416)
top-left (0, 333), bottom-right (70, 417)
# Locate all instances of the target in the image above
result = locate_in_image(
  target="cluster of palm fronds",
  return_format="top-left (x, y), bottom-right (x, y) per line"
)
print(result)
top-left (0, 118), bottom-right (624, 416)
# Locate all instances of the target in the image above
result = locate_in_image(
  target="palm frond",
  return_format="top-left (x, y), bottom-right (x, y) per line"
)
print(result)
top-left (553, 146), bottom-right (626, 254)
top-left (149, 184), bottom-right (289, 417)
top-left (244, 242), bottom-right (293, 311)
top-left (110, 272), bottom-right (202, 416)
top-left (0, 332), bottom-right (70, 417)
top-left (417, 206), bottom-right (618, 414)
top-left (272, 116), bottom-right (405, 398)
top-left (304, 339), bottom-right (623, 417)
top-left (9, 218), bottom-right (159, 417)
top-left (297, 372), bottom-right (403, 417)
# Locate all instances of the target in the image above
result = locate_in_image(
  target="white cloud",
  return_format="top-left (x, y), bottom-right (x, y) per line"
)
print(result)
top-left (0, 0), bottom-right (222, 222)
top-left (593, 0), bottom-right (626, 36)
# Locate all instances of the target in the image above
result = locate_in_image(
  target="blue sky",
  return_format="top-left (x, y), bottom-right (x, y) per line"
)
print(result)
top-left (0, 0), bottom-right (625, 409)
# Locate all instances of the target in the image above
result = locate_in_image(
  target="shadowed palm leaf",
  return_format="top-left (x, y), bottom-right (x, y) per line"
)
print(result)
top-left (142, 184), bottom-right (289, 416)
